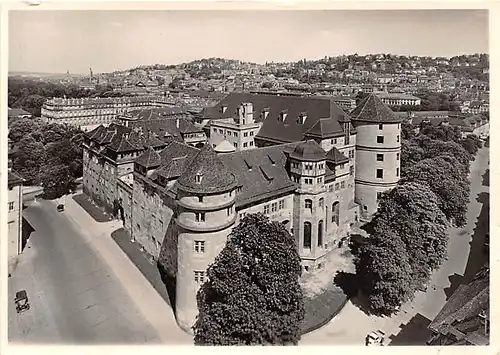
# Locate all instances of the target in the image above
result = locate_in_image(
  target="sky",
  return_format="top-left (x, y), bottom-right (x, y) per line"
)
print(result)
top-left (8, 9), bottom-right (489, 74)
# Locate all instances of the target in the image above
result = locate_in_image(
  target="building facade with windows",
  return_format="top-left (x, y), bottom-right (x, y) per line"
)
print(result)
top-left (83, 92), bottom-right (401, 333)
top-left (350, 94), bottom-right (402, 218)
top-left (41, 96), bottom-right (175, 131)
top-left (7, 170), bottom-right (24, 274)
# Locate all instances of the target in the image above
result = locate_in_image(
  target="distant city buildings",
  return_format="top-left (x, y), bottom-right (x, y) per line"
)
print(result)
top-left (41, 96), bottom-right (176, 131)
top-left (375, 92), bottom-right (422, 106)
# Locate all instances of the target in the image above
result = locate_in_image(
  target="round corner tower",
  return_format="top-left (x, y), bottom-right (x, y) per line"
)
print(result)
top-left (350, 94), bottom-right (402, 218)
top-left (174, 144), bottom-right (237, 333)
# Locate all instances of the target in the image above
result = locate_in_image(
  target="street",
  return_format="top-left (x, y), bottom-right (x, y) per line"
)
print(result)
top-left (8, 194), bottom-right (192, 344)
top-left (301, 145), bottom-right (490, 345)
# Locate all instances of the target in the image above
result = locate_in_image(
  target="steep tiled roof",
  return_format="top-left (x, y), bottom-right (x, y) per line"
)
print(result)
top-left (177, 144), bottom-right (237, 194)
top-left (305, 117), bottom-right (344, 139)
top-left (135, 146), bottom-right (161, 168)
top-left (107, 134), bottom-right (139, 153)
top-left (158, 141), bottom-right (199, 165)
top-left (220, 143), bottom-right (300, 207)
top-left (153, 157), bottom-right (190, 181)
top-left (429, 268), bottom-right (489, 338)
top-left (350, 94), bottom-right (401, 123)
top-left (326, 147), bottom-right (349, 164)
top-left (290, 140), bottom-right (327, 162)
top-left (201, 92), bottom-right (351, 144)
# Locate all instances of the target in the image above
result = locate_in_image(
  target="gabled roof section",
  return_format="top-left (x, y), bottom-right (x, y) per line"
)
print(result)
top-left (326, 147), bottom-right (349, 165)
top-left (136, 146), bottom-right (161, 168)
top-left (107, 134), bottom-right (139, 153)
top-left (305, 117), bottom-right (344, 139)
top-left (350, 94), bottom-right (402, 123)
top-left (177, 144), bottom-right (237, 194)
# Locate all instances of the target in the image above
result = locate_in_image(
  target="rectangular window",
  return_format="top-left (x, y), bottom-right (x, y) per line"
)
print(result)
top-left (244, 132), bottom-right (248, 137)
top-left (377, 192), bottom-right (382, 199)
top-left (341, 181), bottom-right (345, 189)
top-left (234, 143), bottom-right (237, 148)
top-left (194, 241), bottom-right (206, 253)
top-left (377, 154), bottom-right (384, 162)
top-left (377, 169), bottom-right (384, 179)
top-left (397, 153), bottom-right (400, 160)
top-left (8, 202), bottom-right (14, 211)
top-left (195, 212), bottom-right (206, 222)
top-left (264, 205), bottom-right (270, 214)
top-left (250, 141), bottom-right (254, 146)
top-left (335, 182), bottom-right (340, 190)
top-left (250, 131), bottom-right (254, 136)
top-left (194, 271), bottom-right (205, 283)
top-left (271, 202), bottom-right (278, 212)
top-left (379, 124), bottom-right (383, 130)
top-left (349, 165), bottom-right (354, 176)
top-left (377, 136), bottom-right (384, 144)
top-left (397, 135), bottom-right (400, 143)
top-left (396, 167), bottom-right (400, 177)
top-left (279, 199), bottom-right (285, 210)
top-left (243, 142), bottom-right (248, 148)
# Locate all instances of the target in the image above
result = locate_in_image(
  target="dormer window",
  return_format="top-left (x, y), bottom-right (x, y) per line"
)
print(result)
top-left (220, 105), bottom-right (228, 113)
top-left (298, 112), bottom-right (307, 124)
top-left (262, 108), bottom-right (270, 120)
top-left (279, 110), bottom-right (288, 122)
top-left (195, 173), bottom-right (203, 184)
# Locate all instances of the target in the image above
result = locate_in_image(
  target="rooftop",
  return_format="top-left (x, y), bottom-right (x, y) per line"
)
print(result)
top-left (350, 94), bottom-right (402, 123)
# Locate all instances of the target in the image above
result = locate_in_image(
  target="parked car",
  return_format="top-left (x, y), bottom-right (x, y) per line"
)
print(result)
top-left (57, 204), bottom-right (65, 212)
top-left (366, 330), bottom-right (385, 346)
top-left (15, 290), bottom-right (30, 313)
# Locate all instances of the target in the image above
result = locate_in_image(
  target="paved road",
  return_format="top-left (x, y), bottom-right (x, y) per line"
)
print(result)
top-left (8, 195), bottom-right (191, 344)
top-left (301, 145), bottom-right (490, 345)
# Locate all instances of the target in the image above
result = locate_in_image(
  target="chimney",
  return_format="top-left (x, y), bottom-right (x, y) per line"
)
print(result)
top-left (242, 102), bottom-right (254, 122)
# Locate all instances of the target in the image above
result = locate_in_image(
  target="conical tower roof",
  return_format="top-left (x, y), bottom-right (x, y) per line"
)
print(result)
top-left (214, 140), bottom-right (236, 153)
top-left (290, 140), bottom-right (326, 162)
top-left (177, 144), bottom-right (237, 194)
top-left (350, 94), bottom-right (401, 123)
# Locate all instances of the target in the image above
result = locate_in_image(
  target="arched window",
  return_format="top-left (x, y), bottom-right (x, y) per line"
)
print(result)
top-left (303, 222), bottom-right (312, 249)
top-left (305, 199), bottom-right (313, 211)
top-left (332, 202), bottom-right (340, 226)
top-left (318, 220), bottom-right (324, 247)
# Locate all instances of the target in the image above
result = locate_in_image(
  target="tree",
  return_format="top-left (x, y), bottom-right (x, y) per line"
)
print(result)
top-left (194, 213), bottom-right (305, 345)
top-left (11, 134), bottom-right (46, 184)
top-left (355, 224), bottom-right (414, 315)
top-left (8, 118), bottom-right (44, 143)
top-left (404, 156), bottom-right (469, 227)
top-left (39, 164), bottom-right (77, 200)
top-left (420, 125), bottom-right (462, 143)
top-left (369, 182), bottom-right (449, 290)
top-left (400, 139), bottom-right (426, 177)
top-left (459, 134), bottom-right (483, 156)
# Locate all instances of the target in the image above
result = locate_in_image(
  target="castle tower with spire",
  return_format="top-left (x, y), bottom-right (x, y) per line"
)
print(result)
top-left (350, 94), bottom-right (402, 219)
top-left (174, 144), bottom-right (238, 332)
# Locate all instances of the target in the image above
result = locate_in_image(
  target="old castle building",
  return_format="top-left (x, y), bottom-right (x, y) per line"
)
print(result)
top-left (41, 96), bottom-right (176, 131)
top-left (82, 93), bottom-right (401, 333)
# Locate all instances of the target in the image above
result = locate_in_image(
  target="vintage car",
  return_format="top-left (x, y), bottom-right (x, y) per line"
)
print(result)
top-left (366, 330), bottom-right (385, 346)
top-left (15, 290), bottom-right (30, 314)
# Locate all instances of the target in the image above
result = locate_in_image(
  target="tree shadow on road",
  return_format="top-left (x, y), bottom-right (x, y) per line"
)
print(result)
top-left (334, 271), bottom-right (375, 316)
top-left (388, 313), bottom-right (432, 345)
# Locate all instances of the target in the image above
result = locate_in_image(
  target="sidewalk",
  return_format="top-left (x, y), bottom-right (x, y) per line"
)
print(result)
top-left (63, 195), bottom-right (192, 344)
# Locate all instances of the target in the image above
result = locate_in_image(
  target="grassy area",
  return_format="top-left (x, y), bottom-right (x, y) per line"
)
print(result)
top-left (72, 193), bottom-right (113, 223)
top-left (301, 286), bottom-right (348, 335)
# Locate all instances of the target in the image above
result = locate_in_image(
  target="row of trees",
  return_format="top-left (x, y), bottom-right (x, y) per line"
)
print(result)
top-left (9, 117), bottom-right (84, 199)
top-left (8, 77), bottom-right (115, 116)
top-left (353, 124), bottom-right (482, 314)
